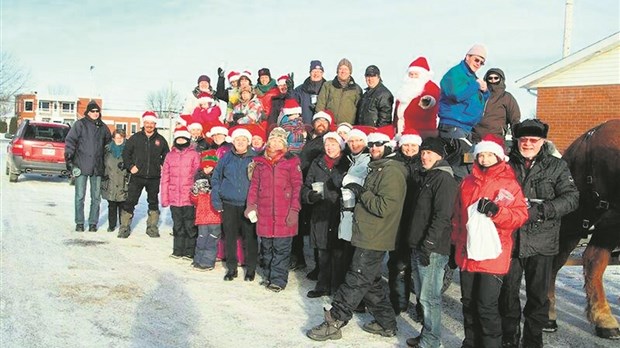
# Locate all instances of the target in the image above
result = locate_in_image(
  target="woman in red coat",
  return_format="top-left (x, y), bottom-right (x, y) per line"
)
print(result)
top-left (451, 134), bottom-right (528, 348)
top-left (245, 127), bottom-right (303, 292)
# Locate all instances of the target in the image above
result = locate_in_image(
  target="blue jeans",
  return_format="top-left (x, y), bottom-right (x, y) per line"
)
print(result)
top-left (412, 249), bottom-right (449, 348)
top-left (194, 224), bottom-right (221, 267)
top-left (438, 123), bottom-right (471, 140)
top-left (74, 175), bottom-right (102, 225)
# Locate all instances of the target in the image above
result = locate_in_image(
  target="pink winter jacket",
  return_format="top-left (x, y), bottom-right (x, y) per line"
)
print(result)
top-left (161, 146), bottom-right (200, 207)
top-left (246, 152), bottom-right (302, 238)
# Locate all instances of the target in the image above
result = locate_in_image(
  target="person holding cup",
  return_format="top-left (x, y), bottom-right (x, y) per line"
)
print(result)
top-left (245, 127), bottom-right (302, 292)
top-left (302, 132), bottom-right (350, 298)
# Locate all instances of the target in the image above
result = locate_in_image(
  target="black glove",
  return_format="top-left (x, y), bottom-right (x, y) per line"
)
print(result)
top-left (419, 246), bottom-right (431, 267)
top-left (477, 198), bottom-right (499, 217)
top-left (286, 72), bottom-right (295, 90)
top-left (448, 245), bottom-right (457, 269)
top-left (233, 112), bottom-right (245, 122)
top-left (527, 203), bottom-right (542, 223)
top-left (344, 183), bottom-right (365, 199)
top-left (308, 190), bottom-right (322, 204)
top-left (218, 67), bottom-right (224, 77)
top-left (117, 162), bottom-right (125, 170)
top-left (66, 161), bottom-right (73, 172)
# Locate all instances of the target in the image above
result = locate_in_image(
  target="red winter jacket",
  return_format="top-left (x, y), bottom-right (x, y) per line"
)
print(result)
top-left (160, 146), bottom-right (200, 207)
top-left (191, 191), bottom-right (222, 225)
top-left (451, 161), bottom-right (528, 275)
top-left (246, 152), bottom-right (302, 238)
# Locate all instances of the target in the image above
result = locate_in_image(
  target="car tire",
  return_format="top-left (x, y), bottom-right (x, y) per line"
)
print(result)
top-left (9, 172), bottom-right (19, 183)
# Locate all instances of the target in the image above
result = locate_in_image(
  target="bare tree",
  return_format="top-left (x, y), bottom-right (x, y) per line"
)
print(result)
top-left (0, 51), bottom-right (30, 118)
top-left (146, 84), bottom-right (182, 119)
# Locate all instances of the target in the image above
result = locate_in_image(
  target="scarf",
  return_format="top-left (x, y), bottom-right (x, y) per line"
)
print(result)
top-left (324, 154), bottom-right (341, 170)
top-left (109, 141), bottom-right (125, 159)
top-left (266, 149), bottom-right (286, 165)
top-left (256, 79), bottom-right (277, 94)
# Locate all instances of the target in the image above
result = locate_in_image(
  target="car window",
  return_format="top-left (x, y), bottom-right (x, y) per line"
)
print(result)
top-left (23, 125), bottom-right (70, 142)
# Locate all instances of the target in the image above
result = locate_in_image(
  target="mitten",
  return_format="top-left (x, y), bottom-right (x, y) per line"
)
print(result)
top-left (344, 183), bottom-right (365, 199)
top-left (477, 198), bottom-right (499, 217)
top-left (308, 191), bottom-right (322, 204)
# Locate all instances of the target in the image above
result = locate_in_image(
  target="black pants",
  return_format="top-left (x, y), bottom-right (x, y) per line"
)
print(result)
top-left (170, 206), bottom-right (197, 257)
top-left (387, 240), bottom-right (412, 313)
top-left (107, 200), bottom-right (123, 228)
top-left (315, 247), bottom-right (347, 294)
top-left (261, 237), bottom-right (293, 288)
top-left (460, 271), bottom-right (503, 348)
top-left (331, 248), bottom-right (396, 331)
top-left (291, 204), bottom-right (313, 265)
top-left (222, 203), bottom-right (257, 273)
top-left (123, 176), bottom-right (160, 213)
top-left (499, 255), bottom-right (553, 347)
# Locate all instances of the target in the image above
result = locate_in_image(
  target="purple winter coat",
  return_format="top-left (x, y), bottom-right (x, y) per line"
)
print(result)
top-left (246, 152), bottom-right (302, 238)
top-left (160, 146), bottom-right (200, 207)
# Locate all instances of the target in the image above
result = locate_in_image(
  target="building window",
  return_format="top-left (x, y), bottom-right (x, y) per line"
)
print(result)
top-left (61, 102), bottom-right (75, 113)
top-left (39, 101), bottom-right (51, 111)
top-left (115, 123), bottom-right (127, 131)
top-left (131, 124), bottom-right (137, 134)
top-left (24, 100), bottom-right (34, 111)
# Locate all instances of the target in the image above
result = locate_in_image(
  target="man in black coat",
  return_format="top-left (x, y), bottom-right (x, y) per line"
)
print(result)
top-left (118, 111), bottom-right (170, 239)
top-left (355, 65), bottom-right (394, 127)
top-left (294, 60), bottom-right (326, 125)
top-left (499, 119), bottom-right (579, 348)
top-left (64, 100), bottom-right (112, 232)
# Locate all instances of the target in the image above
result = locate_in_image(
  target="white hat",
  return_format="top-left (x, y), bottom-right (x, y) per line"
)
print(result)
top-left (206, 125), bottom-right (228, 137)
top-left (142, 110), bottom-right (158, 123)
top-left (323, 131), bottom-right (345, 150)
top-left (473, 134), bottom-right (508, 161)
top-left (399, 128), bottom-right (422, 146)
top-left (173, 125), bottom-right (191, 140)
top-left (230, 128), bottom-right (252, 143)
top-left (312, 110), bottom-right (333, 125)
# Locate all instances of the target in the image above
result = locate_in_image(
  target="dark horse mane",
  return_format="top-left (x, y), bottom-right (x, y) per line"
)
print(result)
top-left (561, 119), bottom-right (620, 244)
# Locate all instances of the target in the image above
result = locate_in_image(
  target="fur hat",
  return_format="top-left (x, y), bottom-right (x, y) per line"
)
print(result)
top-left (282, 99), bottom-right (302, 115)
top-left (513, 119), bottom-right (549, 139)
top-left (173, 125), bottom-right (191, 140)
top-left (258, 68), bottom-right (271, 78)
top-left (420, 137), bottom-right (446, 157)
top-left (197, 75), bottom-right (211, 84)
top-left (200, 149), bottom-right (218, 169)
top-left (467, 44), bottom-right (488, 60)
top-left (474, 134), bottom-right (508, 161)
top-left (399, 128), bottom-right (422, 146)
top-left (323, 131), bottom-right (345, 150)
top-left (142, 110), bottom-right (158, 123)
top-left (312, 110), bottom-right (334, 125)
top-left (337, 58), bottom-right (353, 73)
top-left (84, 100), bottom-right (101, 116)
top-left (268, 127), bottom-right (288, 147)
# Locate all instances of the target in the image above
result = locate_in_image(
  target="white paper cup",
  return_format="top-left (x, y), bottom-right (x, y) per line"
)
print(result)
top-left (342, 188), bottom-right (356, 208)
top-left (311, 182), bottom-right (325, 198)
top-left (248, 210), bottom-right (258, 223)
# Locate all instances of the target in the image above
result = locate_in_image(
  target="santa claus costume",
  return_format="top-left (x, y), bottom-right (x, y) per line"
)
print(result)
top-left (393, 57), bottom-right (441, 140)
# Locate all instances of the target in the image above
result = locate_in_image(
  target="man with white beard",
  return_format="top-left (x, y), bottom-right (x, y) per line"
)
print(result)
top-left (394, 57), bottom-right (441, 139)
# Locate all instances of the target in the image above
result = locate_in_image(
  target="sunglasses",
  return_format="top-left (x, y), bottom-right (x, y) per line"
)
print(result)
top-left (470, 55), bottom-right (485, 66)
top-left (487, 76), bottom-right (501, 82)
top-left (89, 109), bottom-right (100, 113)
top-left (518, 137), bottom-right (543, 144)
top-left (368, 141), bottom-right (388, 148)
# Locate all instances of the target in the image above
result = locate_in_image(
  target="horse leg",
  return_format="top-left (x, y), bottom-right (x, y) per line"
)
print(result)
top-left (546, 234), bottom-right (581, 332)
top-left (583, 243), bottom-right (620, 339)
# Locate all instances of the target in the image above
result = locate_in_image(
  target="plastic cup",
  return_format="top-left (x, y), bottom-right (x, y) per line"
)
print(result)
top-left (311, 182), bottom-right (324, 198)
top-left (342, 188), bottom-right (356, 208)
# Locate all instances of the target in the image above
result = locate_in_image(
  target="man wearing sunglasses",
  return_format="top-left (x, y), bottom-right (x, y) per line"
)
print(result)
top-left (472, 68), bottom-right (521, 143)
top-left (64, 100), bottom-right (112, 232)
top-left (499, 119), bottom-right (579, 348)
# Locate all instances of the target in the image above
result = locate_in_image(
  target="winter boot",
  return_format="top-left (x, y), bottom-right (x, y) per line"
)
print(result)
top-left (306, 309), bottom-right (345, 341)
top-left (146, 210), bottom-right (160, 238)
top-left (117, 211), bottom-right (133, 238)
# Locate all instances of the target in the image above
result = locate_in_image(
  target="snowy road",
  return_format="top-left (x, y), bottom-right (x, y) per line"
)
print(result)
top-left (1, 142), bottom-right (619, 348)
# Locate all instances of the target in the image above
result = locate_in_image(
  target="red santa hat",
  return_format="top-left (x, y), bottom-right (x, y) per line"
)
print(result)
top-left (229, 125), bottom-right (253, 143)
top-left (323, 131), bottom-right (345, 150)
top-left (276, 75), bottom-right (289, 86)
top-left (312, 110), bottom-right (333, 125)
top-left (246, 123), bottom-right (267, 143)
top-left (177, 114), bottom-right (192, 127)
top-left (399, 128), bottom-right (422, 146)
top-left (367, 125), bottom-right (396, 148)
top-left (206, 122), bottom-right (229, 138)
top-left (187, 120), bottom-right (203, 131)
top-left (348, 125), bottom-right (374, 144)
top-left (336, 122), bottom-right (353, 135)
top-left (173, 125), bottom-right (191, 140)
top-left (227, 71), bottom-right (240, 82)
top-left (239, 70), bottom-right (252, 80)
top-left (197, 92), bottom-right (214, 105)
top-left (473, 134), bottom-right (508, 161)
top-left (142, 110), bottom-right (158, 123)
top-left (408, 57), bottom-right (431, 74)
top-left (282, 99), bottom-right (302, 115)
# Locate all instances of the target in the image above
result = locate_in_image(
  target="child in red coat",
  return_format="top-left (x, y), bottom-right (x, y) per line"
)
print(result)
top-left (191, 150), bottom-right (223, 271)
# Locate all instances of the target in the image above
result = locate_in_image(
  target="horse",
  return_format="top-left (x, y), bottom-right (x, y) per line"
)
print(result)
top-left (547, 119), bottom-right (620, 339)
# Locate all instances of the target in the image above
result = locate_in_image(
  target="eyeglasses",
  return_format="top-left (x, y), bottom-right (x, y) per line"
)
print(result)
top-left (518, 137), bottom-right (543, 144)
top-left (89, 109), bottom-right (100, 113)
top-left (470, 55), bottom-right (485, 66)
top-left (487, 76), bottom-right (500, 82)
top-left (368, 141), bottom-right (388, 148)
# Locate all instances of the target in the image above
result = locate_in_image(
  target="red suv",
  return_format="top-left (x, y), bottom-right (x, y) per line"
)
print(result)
top-left (5, 120), bottom-right (71, 182)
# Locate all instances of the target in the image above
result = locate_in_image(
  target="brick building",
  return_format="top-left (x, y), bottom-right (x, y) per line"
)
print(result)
top-left (516, 32), bottom-right (620, 153)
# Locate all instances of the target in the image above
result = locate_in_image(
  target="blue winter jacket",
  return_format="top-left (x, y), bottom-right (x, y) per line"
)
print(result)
top-left (438, 60), bottom-right (489, 131)
top-left (210, 148), bottom-right (257, 210)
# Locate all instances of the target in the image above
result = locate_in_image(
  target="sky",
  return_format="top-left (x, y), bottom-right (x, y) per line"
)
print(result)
top-left (2, 0), bottom-right (619, 118)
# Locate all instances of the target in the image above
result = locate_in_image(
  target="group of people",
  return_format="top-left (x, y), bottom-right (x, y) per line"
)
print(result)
top-left (62, 43), bottom-right (580, 348)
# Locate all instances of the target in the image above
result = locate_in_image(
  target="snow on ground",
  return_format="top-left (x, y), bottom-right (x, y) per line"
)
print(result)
top-left (1, 142), bottom-right (619, 348)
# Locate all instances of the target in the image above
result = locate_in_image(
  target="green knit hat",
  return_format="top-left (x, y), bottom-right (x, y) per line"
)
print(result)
top-left (200, 149), bottom-right (218, 169)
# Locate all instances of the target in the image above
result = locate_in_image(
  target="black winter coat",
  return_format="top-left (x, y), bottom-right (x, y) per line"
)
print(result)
top-left (408, 159), bottom-right (458, 255)
top-left (509, 144), bottom-right (579, 258)
top-left (64, 116), bottom-right (112, 176)
top-left (355, 82), bottom-right (394, 127)
top-left (299, 134), bottom-right (325, 177)
top-left (294, 77), bottom-right (326, 125)
top-left (301, 155), bottom-right (350, 249)
top-left (122, 130), bottom-right (170, 179)
top-left (393, 152), bottom-right (423, 245)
